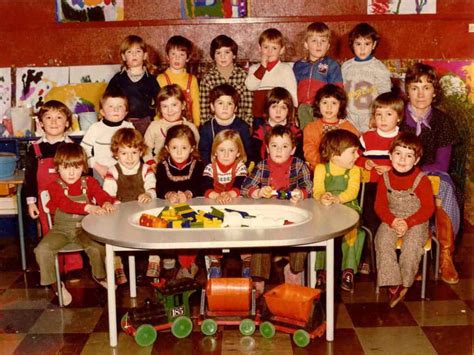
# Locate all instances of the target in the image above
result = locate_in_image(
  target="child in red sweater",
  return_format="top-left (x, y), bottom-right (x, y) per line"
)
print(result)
top-left (375, 133), bottom-right (434, 308)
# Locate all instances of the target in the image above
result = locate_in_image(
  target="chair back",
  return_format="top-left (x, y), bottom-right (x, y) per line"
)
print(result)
top-left (40, 190), bottom-right (53, 229)
top-left (359, 169), bottom-right (372, 210)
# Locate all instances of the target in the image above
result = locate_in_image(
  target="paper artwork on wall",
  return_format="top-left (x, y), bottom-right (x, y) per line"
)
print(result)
top-left (15, 67), bottom-right (69, 111)
top-left (69, 64), bottom-right (121, 84)
top-left (368, 0), bottom-right (436, 15)
top-left (181, 0), bottom-right (247, 18)
top-left (56, 0), bottom-right (124, 22)
top-left (0, 68), bottom-right (12, 119)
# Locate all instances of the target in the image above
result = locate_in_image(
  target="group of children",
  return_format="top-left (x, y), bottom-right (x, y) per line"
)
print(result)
top-left (25, 21), bottom-right (460, 309)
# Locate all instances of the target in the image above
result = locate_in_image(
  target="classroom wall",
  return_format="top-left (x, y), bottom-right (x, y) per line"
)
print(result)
top-left (1, 0), bottom-right (473, 68)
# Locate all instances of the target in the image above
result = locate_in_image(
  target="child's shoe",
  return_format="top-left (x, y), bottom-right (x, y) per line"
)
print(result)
top-left (341, 269), bottom-right (354, 292)
top-left (93, 276), bottom-right (117, 290)
top-left (66, 269), bottom-right (82, 283)
top-left (147, 255), bottom-right (162, 278)
top-left (208, 260), bottom-right (222, 279)
top-left (358, 262), bottom-right (371, 275)
top-left (241, 259), bottom-right (251, 278)
top-left (283, 263), bottom-right (303, 285)
top-left (388, 285), bottom-right (408, 308)
top-left (176, 263), bottom-right (198, 280)
top-left (115, 266), bottom-right (128, 285)
top-left (55, 281), bottom-right (72, 306)
top-left (315, 270), bottom-right (326, 289)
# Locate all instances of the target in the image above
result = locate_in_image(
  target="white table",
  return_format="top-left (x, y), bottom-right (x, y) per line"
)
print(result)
top-left (82, 197), bottom-right (359, 347)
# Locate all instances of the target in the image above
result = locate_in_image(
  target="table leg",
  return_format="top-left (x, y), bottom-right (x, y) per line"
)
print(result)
top-left (106, 244), bottom-right (118, 347)
top-left (326, 238), bottom-right (334, 342)
top-left (16, 185), bottom-right (26, 271)
top-left (128, 255), bottom-right (137, 298)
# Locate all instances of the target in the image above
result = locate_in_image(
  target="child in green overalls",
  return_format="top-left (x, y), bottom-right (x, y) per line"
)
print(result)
top-left (313, 129), bottom-right (365, 292)
top-left (34, 143), bottom-right (116, 306)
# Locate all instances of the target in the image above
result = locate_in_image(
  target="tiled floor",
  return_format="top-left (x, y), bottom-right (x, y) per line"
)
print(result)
top-left (0, 223), bottom-right (472, 354)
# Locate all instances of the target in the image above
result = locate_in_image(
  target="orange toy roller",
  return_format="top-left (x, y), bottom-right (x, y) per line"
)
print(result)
top-left (206, 278), bottom-right (252, 312)
top-left (139, 214), bottom-right (168, 228)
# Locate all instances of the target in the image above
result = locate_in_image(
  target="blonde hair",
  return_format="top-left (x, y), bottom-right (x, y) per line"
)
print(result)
top-left (210, 129), bottom-right (247, 164)
top-left (111, 128), bottom-right (147, 157)
top-left (119, 35), bottom-right (156, 74)
top-left (156, 84), bottom-right (189, 121)
top-left (306, 22), bottom-right (330, 40)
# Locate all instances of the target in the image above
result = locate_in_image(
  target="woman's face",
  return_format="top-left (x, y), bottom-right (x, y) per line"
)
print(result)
top-left (407, 76), bottom-right (436, 113)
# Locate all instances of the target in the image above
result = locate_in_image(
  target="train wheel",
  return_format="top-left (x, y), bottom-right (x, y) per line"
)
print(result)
top-left (293, 329), bottom-right (310, 348)
top-left (259, 321), bottom-right (275, 338)
top-left (239, 318), bottom-right (256, 336)
top-left (201, 318), bottom-right (218, 336)
top-left (134, 324), bottom-right (157, 347)
top-left (171, 316), bottom-right (193, 338)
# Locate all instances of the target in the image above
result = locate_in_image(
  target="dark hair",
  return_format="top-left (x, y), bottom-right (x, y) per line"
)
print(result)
top-left (158, 124), bottom-right (200, 162)
top-left (389, 132), bottom-right (423, 159)
top-left (38, 100), bottom-right (73, 129)
top-left (111, 128), bottom-right (147, 157)
top-left (348, 23), bottom-right (380, 54)
top-left (265, 124), bottom-right (296, 147)
top-left (370, 92), bottom-right (404, 128)
top-left (209, 84), bottom-right (240, 106)
top-left (100, 87), bottom-right (129, 111)
top-left (319, 129), bottom-right (360, 163)
top-left (210, 35), bottom-right (238, 59)
top-left (259, 28), bottom-right (284, 46)
top-left (54, 142), bottom-right (88, 171)
top-left (264, 87), bottom-right (296, 125)
top-left (313, 84), bottom-right (348, 119)
top-left (405, 62), bottom-right (441, 105)
top-left (165, 35), bottom-right (193, 57)
top-left (155, 84), bottom-right (189, 121)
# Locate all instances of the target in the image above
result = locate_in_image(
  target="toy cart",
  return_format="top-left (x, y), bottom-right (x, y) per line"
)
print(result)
top-left (121, 278), bottom-right (200, 347)
top-left (259, 283), bottom-right (326, 348)
top-left (197, 278), bottom-right (259, 336)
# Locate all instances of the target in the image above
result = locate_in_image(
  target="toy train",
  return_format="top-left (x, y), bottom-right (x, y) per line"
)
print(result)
top-left (122, 277), bottom-right (325, 348)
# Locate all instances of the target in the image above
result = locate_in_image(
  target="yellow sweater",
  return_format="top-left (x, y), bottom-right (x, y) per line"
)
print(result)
top-left (157, 69), bottom-right (200, 126)
top-left (313, 162), bottom-right (361, 204)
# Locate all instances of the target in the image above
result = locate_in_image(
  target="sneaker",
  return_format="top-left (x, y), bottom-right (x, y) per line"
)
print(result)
top-left (358, 262), bottom-right (371, 275)
top-left (284, 264), bottom-right (303, 285)
top-left (176, 263), bottom-right (198, 280)
top-left (315, 270), bottom-right (326, 288)
top-left (66, 269), bottom-right (82, 283)
top-left (93, 276), bottom-right (117, 290)
top-left (146, 261), bottom-right (160, 278)
top-left (388, 285), bottom-right (408, 308)
top-left (55, 281), bottom-right (72, 306)
top-left (162, 258), bottom-right (176, 270)
top-left (341, 269), bottom-right (354, 292)
top-left (208, 266), bottom-right (222, 279)
top-left (115, 266), bottom-right (128, 285)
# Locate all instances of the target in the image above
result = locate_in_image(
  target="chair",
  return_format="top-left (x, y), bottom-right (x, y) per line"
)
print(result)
top-left (40, 190), bottom-right (84, 307)
top-left (373, 175), bottom-right (440, 300)
top-left (359, 169), bottom-right (376, 275)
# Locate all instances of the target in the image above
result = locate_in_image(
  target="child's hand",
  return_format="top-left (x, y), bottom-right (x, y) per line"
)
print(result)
top-left (93, 163), bottom-right (109, 178)
top-left (165, 192), bottom-right (179, 204)
top-left (365, 160), bottom-right (376, 171)
top-left (85, 204), bottom-right (105, 215)
top-left (391, 218), bottom-right (408, 237)
top-left (28, 203), bottom-right (40, 219)
top-left (259, 186), bottom-right (273, 199)
top-left (101, 202), bottom-right (116, 214)
top-left (138, 193), bottom-right (152, 203)
top-left (320, 192), bottom-right (334, 206)
top-left (290, 188), bottom-right (303, 203)
top-left (374, 165), bottom-right (391, 175)
top-left (216, 191), bottom-right (233, 204)
top-left (176, 191), bottom-right (188, 203)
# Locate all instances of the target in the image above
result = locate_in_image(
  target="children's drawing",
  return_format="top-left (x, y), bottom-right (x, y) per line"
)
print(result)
top-left (69, 64), bottom-right (121, 84)
top-left (181, 0), bottom-right (247, 18)
top-left (368, 0), bottom-right (436, 14)
top-left (56, 0), bottom-right (124, 22)
top-left (16, 67), bottom-right (69, 111)
top-left (0, 68), bottom-right (12, 118)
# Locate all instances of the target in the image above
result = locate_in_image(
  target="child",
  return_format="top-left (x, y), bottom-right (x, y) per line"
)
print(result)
top-left (25, 100), bottom-right (83, 279)
top-left (157, 35), bottom-right (200, 126)
top-left (313, 129), bottom-right (364, 292)
top-left (375, 133), bottom-right (434, 307)
top-left (200, 34), bottom-right (253, 126)
top-left (241, 125), bottom-right (312, 291)
top-left (81, 88), bottom-right (134, 184)
top-left (303, 84), bottom-right (359, 170)
top-left (34, 143), bottom-right (116, 306)
top-left (198, 84), bottom-right (252, 165)
top-left (245, 28), bottom-right (298, 119)
top-left (107, 35), bottom-right (160, 135)
top-left (251, 87), bottom-right (303, 163)
top-left (103, 128), bottom-right (156, 284)
top-left (356, 91), bottom-right (403, 274)
top-left (155, 124), bottom-right (205, 279)
top-left (400, 62), bottom-right (460, 284)
top-left (143, 84), bottom-right (200, 165)
top-left (293, 22), bottom-right (343, 129)
top-left (202, 129), bottom-right (249, 278)
top-left (341, 23), bottom-right (391, 133)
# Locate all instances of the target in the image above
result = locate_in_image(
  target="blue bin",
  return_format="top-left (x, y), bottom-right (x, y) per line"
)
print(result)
top-left (0, 153), bottom-right (17, 178)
